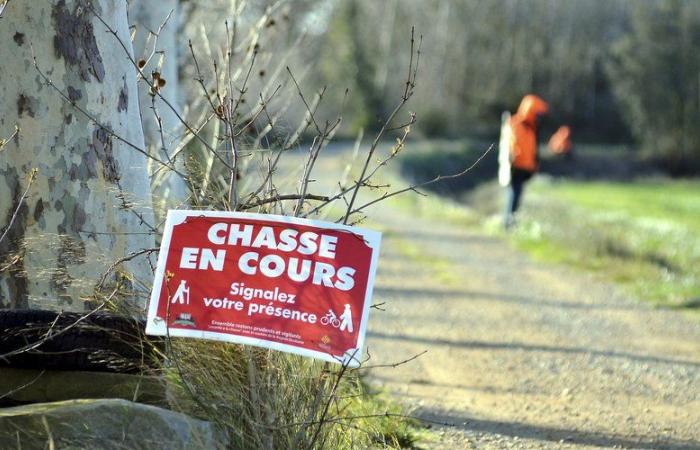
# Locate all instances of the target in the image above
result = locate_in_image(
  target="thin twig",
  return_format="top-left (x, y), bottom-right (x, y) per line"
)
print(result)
top-left (32, 55), bottom-right (188, 181)
top-left (307, 349), bottom-right (359, 448)
top-left (234, 85), bottom-right (282, 138)
top-left (287, 67), bottom-right (323, 134)
top-left (0, 289), bottom-right (117, 360)
top-left (0, 125), bottom-right (19, 153)
top-left (0, 370), bottom-right (46, 401)
top-left (343, 28), bottom-right (420, 224)
top-left (0, 168), bottom-right (37, 246)
top-left (239, 194), bottom-right (329, 211)
top-left (134, 9), bottom-right (175, 82)
top-left (151, 94), bottom-right (173, 165)
top-left (89, 6), bottom-right (235, 173)
top-left (96, 247), bottom-right (160, 290)
top-left (347, 145), bottom-right (494, 216)
top-left (355, 350), bottom-right (428, 370)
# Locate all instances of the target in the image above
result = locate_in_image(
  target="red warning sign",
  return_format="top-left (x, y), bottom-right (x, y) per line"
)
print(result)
top-left (146, 210), bottom-right (381, 366)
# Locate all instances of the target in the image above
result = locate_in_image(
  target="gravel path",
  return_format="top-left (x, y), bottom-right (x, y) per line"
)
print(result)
top-left (365, 202), bottom-right (700, 449)
top-left (278, 147), bottom-right (700, 449)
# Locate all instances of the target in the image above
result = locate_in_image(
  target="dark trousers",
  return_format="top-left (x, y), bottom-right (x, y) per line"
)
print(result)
top-left (504, 168), bottom-right (533, 227)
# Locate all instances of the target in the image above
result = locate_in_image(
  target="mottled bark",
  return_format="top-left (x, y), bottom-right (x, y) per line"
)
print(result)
top-left (130, 0), bottom-right (188, 216)
top-left (0, 0), bottom-right (156, 313)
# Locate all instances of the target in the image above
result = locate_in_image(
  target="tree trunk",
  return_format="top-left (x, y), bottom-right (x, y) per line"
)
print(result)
top-left (129, 0), bottom-right (188, 216)
top-left (0, 0), bottom-right (156, 313)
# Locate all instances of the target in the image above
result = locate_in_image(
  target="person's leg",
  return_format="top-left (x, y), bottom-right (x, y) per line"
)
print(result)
top-left (504, 171), bottom-right (527, 229)
top-left (511, 176), bottom-right (524, 214)
top-left (504, 180), bottom-right (518, 229)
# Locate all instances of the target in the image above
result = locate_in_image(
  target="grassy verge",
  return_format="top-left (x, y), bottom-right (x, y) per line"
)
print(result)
top-left (512, 178), bottom-right (700, 309)
top-left (397, 139), bottom-right (700, 310)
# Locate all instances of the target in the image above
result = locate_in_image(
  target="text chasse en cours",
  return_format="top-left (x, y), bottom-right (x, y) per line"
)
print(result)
top-left (178, 222), bottom-right (357, 291)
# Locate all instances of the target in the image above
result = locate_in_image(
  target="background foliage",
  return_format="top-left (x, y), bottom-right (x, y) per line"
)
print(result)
top-left (272, 0), bottom-right (700, 171)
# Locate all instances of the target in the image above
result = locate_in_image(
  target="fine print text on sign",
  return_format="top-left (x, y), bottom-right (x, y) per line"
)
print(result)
top-left (146, 210), bottom-right (381, 367)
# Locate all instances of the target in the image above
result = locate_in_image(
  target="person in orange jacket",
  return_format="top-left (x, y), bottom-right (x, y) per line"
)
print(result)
top-left (548, 125), bottom-right (573, 159)
top-left (501, 94), bottom-right (549, 228)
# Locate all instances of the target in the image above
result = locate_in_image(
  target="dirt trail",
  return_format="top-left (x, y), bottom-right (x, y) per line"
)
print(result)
top-left (365, 201), bottom-right (700, 449)
top-left (279, 147), bottom-right (700, 449)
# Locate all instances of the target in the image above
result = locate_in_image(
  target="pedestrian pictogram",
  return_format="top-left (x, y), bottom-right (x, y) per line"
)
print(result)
top-left (339, 304), bottom-right (353, 333)
top-left (171, 279), bottom-right (190, 305)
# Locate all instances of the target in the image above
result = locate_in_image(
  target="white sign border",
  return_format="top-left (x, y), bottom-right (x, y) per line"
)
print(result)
top-left (146, 210), bottom-right (382, 368)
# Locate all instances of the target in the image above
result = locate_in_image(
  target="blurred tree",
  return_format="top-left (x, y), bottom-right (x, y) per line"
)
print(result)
top-left (130, 0), bottom-right (189, 215)
top-left (607, 0), bottom-right (700, 172)
top-left (318, 0), bottom-right (385, 132)
top-left (315, 0), bottom-right (633, 141)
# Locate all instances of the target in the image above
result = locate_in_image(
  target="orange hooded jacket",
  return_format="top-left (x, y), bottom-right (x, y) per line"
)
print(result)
top-left (548, 125), bottom-right (572, 155)
top-left (510, 95), bottom-right (549, 172)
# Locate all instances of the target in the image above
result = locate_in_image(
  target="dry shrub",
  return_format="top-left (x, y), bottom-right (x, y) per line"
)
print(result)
top-left (165, 340), bottom-right (421, 449)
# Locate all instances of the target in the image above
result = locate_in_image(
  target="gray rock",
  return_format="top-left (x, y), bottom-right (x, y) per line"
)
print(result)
top-left (0, 368), bottom-right (168, 407)
top-left (0, 399), bottom-right (227, 449)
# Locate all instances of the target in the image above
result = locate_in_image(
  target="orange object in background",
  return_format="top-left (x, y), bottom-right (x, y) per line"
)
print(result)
top-left (549, 125), bottom-right (573, 155)
top-left (510, 94), bottom-right (549, 172)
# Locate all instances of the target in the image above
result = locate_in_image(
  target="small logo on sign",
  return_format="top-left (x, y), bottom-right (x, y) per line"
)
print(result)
top-left (173, 313), bottom-right (196, 327)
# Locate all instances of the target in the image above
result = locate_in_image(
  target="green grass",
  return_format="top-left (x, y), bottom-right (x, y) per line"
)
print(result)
top-left (538, 180), bottom-right (700, 231)
top-left (512, 178), bottom-right (700, 309)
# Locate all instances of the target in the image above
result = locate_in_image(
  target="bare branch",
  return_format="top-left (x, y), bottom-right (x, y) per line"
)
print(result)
top-left (0, 125), bottom-right (19, 153)
top-left (342, 28), bottom-right (421, 224)
top-left (348, 145), bottom-right (494, 216)
top-left (0, 289), bottom-right (117, 361)
top-left (0, 370), bottom-right (45, 401)
top-left (96, 247), bottom-right (160, 290)
top-left (287, 67), bottom-right (324, 135)
top-left (356, 350), bottom-right (428, 370)
top-left (32, 54), bottom-right (189, 181)
top-left (0, 168), bottom-right (36, 246)
top-left (240, 193), bottom-right (330, 211)
top-left (134, 8), bottom-right (175, 82)
top-left (89, 6), bottom-right (235, 173)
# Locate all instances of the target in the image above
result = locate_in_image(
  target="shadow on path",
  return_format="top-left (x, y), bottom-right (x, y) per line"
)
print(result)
top-left (374, 286), bottom-right (632, 312)
top-left (418, 409), bottom-right (700, 450)
top-left (368, 332), bottom-right (700, 369)
top-left (370, 374), bottom-right (526, 397)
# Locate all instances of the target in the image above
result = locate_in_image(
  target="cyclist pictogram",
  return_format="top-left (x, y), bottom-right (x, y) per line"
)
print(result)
top-left (320, 309), bottom-right (341, 328)
top-left (320, 305), bottom-right (354, 333)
